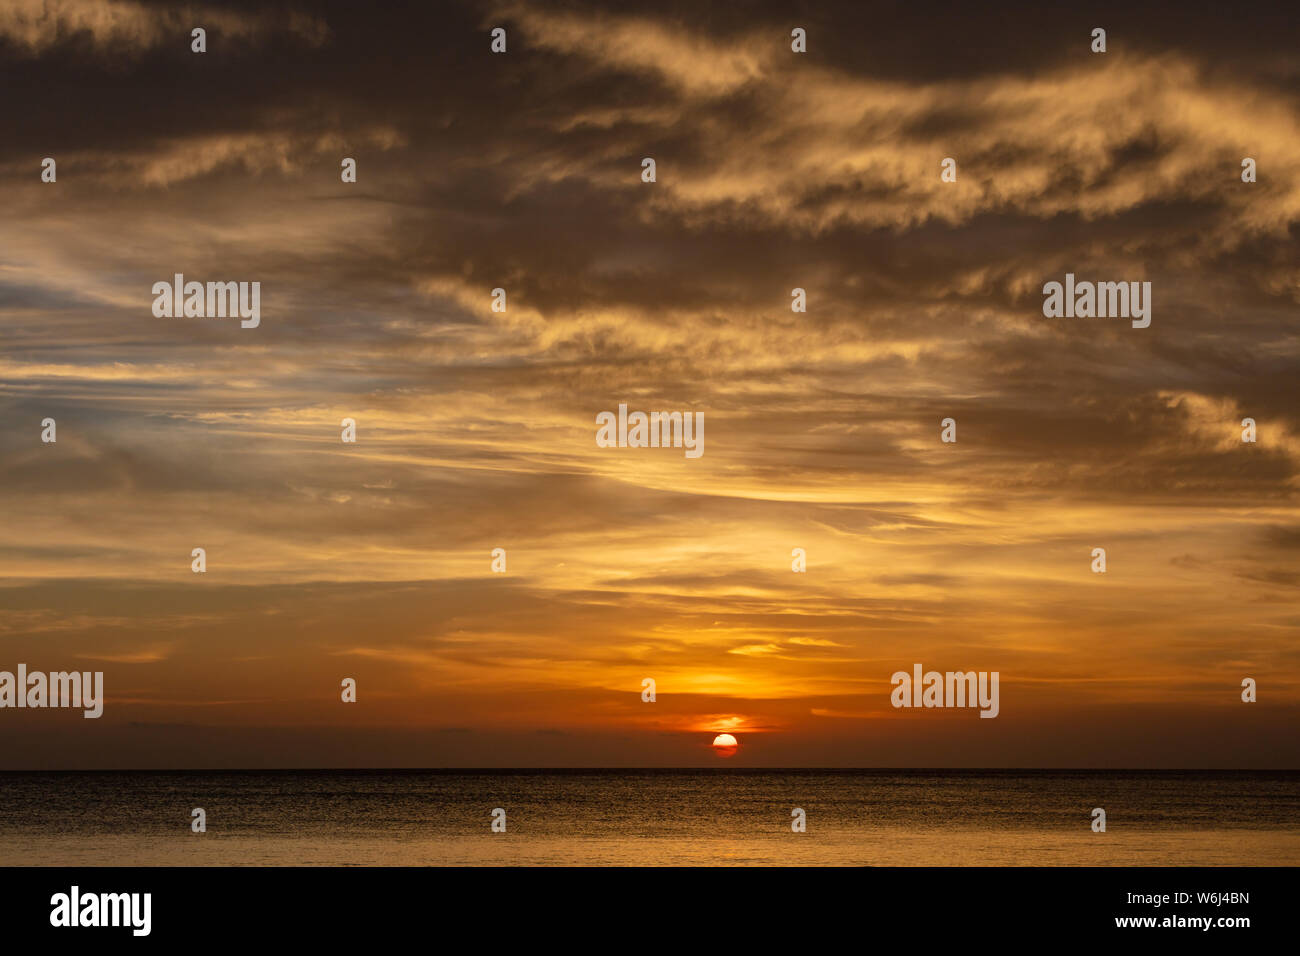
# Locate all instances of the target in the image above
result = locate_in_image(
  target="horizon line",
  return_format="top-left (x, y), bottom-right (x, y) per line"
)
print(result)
top-left (3, 766), bottom-right (1297, 773)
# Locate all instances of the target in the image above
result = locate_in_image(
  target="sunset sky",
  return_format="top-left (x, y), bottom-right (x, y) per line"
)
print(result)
top-left (1, 0), bottom-right (1297, 768)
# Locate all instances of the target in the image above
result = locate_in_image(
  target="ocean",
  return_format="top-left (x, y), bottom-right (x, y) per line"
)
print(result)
top-left (1, 769), bottom-right (1296, 866)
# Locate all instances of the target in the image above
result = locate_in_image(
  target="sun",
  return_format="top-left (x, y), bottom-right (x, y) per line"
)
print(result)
top-left (711, 733), bottom-right (739, 758)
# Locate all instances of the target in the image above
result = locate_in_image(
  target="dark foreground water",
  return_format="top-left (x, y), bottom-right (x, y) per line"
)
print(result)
top-left (1, 769), bottom-right (1296, 865)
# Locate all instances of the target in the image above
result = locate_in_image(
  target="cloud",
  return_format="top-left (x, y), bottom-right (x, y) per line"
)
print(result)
top-left (0, 0), bottom-right (328, 55)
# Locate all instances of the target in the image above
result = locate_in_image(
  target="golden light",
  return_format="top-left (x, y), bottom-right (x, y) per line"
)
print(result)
top-left (711, 733), bottom-right (739, 758)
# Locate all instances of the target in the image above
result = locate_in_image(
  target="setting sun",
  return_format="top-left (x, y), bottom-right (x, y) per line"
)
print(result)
top-left (711, 734), bottom-right (739, 758)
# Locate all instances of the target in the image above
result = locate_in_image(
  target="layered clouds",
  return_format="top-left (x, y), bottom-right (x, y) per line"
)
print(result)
top-left (0, 0), bottom-right (1296, 767)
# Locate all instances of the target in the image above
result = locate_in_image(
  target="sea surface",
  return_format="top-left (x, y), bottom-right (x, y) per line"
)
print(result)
top-left (1, 769), bottom-right (1296, 866)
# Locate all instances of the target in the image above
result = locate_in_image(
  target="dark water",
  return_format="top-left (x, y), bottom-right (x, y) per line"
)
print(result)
top-left (1, 770), bottom-right (1296, 865)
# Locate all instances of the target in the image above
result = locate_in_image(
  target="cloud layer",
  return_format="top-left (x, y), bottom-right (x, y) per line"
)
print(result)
top-left (1, 0), bottom-right (1296, 767)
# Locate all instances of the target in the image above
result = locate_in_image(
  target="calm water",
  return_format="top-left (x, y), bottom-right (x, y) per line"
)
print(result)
top-left (1, 769), bottom-right (1296, 866)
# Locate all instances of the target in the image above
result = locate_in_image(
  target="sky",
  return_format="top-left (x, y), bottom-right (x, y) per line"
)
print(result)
top-left (0, 0), bottom-right (1297, 768)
